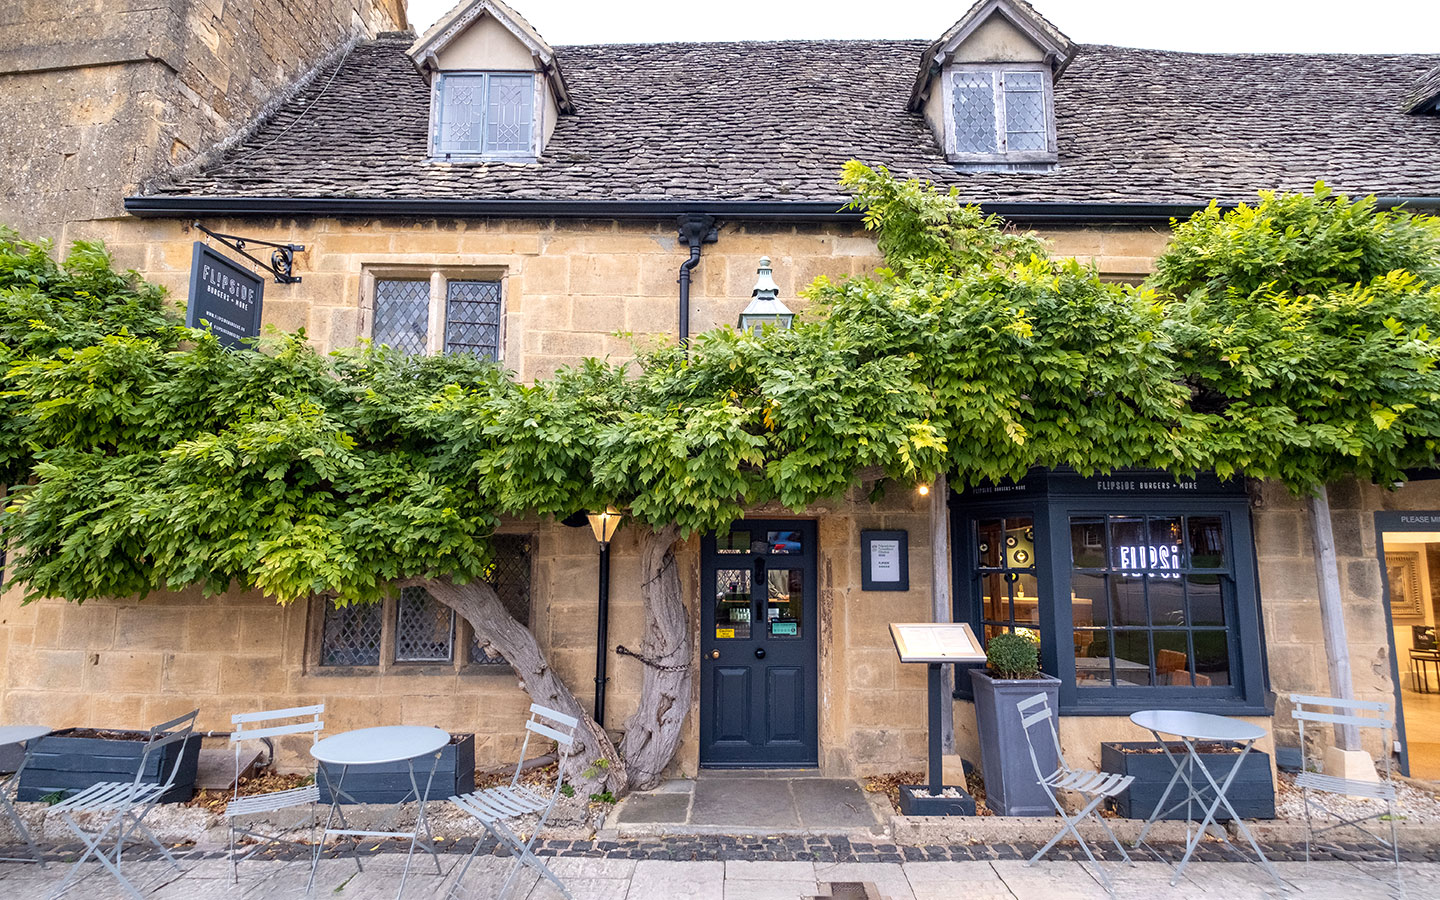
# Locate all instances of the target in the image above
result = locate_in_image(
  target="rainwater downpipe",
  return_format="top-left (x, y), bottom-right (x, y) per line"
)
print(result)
top-left (676, 214), bottom-right (718, 353)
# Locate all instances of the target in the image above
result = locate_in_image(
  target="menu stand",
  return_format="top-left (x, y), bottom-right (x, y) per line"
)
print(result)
top-left (889, 623), bottom-right (986, 816)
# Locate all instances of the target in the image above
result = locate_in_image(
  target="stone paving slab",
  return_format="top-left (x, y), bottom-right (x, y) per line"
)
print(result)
top-left (614, 775), bottom-right (884, 833)
top-left (0, 853), bottom-right (1428, 899)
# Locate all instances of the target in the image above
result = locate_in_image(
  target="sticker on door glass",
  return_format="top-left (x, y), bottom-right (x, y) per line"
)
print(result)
top-left (716, 627), bottom-right (735, 639)
top-left (771, 622), bottom-right (798, 636)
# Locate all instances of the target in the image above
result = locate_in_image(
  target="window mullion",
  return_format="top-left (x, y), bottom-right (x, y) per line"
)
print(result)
top-left (428, 272), bottom-right (446, 354)
top-left (994, 71), bottom-right (1007, 153)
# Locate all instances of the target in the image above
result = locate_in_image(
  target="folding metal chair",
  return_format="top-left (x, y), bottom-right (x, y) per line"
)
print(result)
top-left (1017, 692), bottom-right (1134, 895)
top-left (47, 709), bottom-right (199, 900)
top-left (1291, 694), bottom-right (1403, 896)
top-left (225, 704), bottom-right (324, 882)
top-left (446, 704), bottom-right (578, 900)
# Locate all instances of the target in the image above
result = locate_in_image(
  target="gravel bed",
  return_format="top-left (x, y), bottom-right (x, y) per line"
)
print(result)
top-left (1275, 770), bottom-right (1440, 825)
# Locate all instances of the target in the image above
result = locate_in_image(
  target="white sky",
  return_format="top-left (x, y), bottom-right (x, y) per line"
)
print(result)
top-left (405, 0), bottom-right (1440, 53)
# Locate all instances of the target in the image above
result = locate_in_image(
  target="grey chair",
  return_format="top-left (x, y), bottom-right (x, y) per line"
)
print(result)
top-left (1017, 692), bottom-right (1134, 894)
top-left (1291, 694), bottom-right (1403, 897)
top-left (225, 704), bottom-right (324, 882)
top-left (446, 704), bottom-right (579, 900)
top-left (48, 709), bottom-right (199, 900)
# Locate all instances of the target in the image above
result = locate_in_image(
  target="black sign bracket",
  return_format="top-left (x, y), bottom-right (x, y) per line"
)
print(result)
top-left (193, 222), bottom-right (304, 284)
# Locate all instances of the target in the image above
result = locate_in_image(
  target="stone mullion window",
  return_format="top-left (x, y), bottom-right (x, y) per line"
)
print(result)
top-left (367, 270), bottom-right (504, 360)
top-left (312, 534), bottom-right (534, 673)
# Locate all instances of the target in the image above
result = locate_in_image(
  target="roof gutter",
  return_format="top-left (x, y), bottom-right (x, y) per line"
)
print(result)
top-left (123, 195), bottom-right (1440, 224)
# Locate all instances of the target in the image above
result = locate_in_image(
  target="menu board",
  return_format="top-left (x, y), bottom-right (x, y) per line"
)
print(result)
top-left (889, 623), bottom-right (985, 664)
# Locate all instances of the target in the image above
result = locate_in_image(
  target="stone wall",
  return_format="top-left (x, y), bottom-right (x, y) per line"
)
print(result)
top-left (0, 0), bottom-right (407, 240)
top-left (1252, 477), bottom-right (1440, 755)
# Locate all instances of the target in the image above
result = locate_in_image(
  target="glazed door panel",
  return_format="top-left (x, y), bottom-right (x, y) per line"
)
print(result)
top-left (699, 520), bottom-right (818, 767)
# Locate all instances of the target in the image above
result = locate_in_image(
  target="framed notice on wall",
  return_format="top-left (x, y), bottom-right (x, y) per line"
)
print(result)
top-left (861, 530), bottom-right (909, 592)
top-left (187, 242), bottom-right (264, 348)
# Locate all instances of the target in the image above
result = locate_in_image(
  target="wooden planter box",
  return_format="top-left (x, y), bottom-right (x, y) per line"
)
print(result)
top-left (318, 733), bottom-right (474, 805)
top-left (17, 728), bottom-right (202, 804)
top-left (1101, 741), bottom-right (1274, 821)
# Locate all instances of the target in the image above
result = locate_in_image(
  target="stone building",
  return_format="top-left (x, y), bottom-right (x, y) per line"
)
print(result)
top-left (3, 0), bottom-right (1440, 786)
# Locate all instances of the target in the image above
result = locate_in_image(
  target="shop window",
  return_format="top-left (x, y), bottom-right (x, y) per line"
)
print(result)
top-left (316, 534), bottom-right (533, 670)
top-left (953, 469), bottom-right (1267, 715)
top-left (974, 516), bottom-right (1042, 645)
top-left (1069, 514), bottom-right (1233, 690)
top-left (368, 275), bottom-right (503, 360)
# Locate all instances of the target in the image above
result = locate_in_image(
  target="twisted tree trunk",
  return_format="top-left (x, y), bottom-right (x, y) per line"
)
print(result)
top-left (618, 523), bottom-right (692, 791)
top-left (410, 576), bottom-right (627, 798)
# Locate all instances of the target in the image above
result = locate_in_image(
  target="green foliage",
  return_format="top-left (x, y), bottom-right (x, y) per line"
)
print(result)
top-left (588, 790), bottom-right (617, 804)
top-left (1153, 185), bottom-right (1440, 489)
top-left (4, 171), bottom-right (1437, 616)
top-left (985, 632), bottom-right (1040, 680)
top-left (0, 232), bottom-right (180, 485)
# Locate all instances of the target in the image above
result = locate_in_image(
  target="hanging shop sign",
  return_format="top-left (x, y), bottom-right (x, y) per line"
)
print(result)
top-left (861, 529), bottom-right (910, 591)
top-left (187, 242), bottom-right (264, 348)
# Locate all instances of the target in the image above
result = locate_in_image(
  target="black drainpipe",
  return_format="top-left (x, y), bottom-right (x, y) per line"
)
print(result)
top-left (676, 214), bottom-right (718, 353)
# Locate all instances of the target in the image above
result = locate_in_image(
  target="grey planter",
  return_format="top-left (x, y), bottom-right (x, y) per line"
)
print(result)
top-left (969, 670), bottom-right (1061, 817)
top-left (17, 728), bottom-right (202, 803)
top-left (1101, 741), bottom-right (1275, 820)
top-left (318, 733), bottom-right (475, 805)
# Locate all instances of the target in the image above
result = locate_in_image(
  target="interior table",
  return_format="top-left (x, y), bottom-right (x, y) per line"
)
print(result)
top-left (1129, 710), bottom-right (1280, 886)
top-left (307, 725), bottom-right (449, 900)
top-left (1409, 649), bottom-right (1440, 693)
top-left (0, 725), bottom-right (50, 865)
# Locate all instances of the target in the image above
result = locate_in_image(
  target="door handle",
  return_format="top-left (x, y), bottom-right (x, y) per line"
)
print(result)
top-left (710, 650), bottom-right (720, 659)
top-left (754, 648), bottom-right (766, 659)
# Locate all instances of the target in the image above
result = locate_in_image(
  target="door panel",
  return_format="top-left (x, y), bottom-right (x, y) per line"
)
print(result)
top-left (766, 667), bottom-right (804, 744)
top-left (713, 668), bottom-right (751, 743)
top-left (700, 520), bottom-right (818, 767)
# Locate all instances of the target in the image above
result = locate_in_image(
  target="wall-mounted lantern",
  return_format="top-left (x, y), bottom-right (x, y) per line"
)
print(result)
top-left (586, 507), bottom-right (623, 726)
top-left (738, 257), bottom-right (794, 334)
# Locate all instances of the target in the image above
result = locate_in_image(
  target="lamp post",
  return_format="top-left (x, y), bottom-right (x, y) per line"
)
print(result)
top-left (738, 257), bottom-right (794, 334)
top-left (587, 508), bottom-right (623, 726)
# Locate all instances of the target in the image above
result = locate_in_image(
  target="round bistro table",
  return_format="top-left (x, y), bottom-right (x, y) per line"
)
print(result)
top-left (1129, 710), bottom-right (1279, 886)
top-left (306, 725), bottom-right (450, 900)
top-left (0, 725), bottom-right (50, 865)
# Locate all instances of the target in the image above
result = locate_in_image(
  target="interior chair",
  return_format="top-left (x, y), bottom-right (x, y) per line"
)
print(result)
top-left (1017, 692), bottom-right (1134, 895)
top-left (446, 704), bottom-right (579, 900)
top-left (225, 704), bottom-right (324, 882)
top-left (1290, 694), bottom-right (1403, 897)
top-left (48, 709), bottom-right (199, 900)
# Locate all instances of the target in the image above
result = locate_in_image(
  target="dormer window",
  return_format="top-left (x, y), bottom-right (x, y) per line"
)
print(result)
top-left (948, 65), bottom-right (1056, 164)
top-left (432, 72), bottom-right (536, 160)
top-left (408, 1), bottom-right (574, 164)
top-left (909, 0), bottom-right (1073, 173)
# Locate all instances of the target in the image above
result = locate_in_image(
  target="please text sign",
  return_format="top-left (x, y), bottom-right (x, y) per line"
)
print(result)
top-left (187, 242), bottom-right (264, 348)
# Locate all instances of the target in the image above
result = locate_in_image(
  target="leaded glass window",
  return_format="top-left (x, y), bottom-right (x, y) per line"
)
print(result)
top-left (471, 534), bottom-right (533, 666)
top-left (949, 67), bottom-right (1053, 158)
top-left (394, 585), bottom-right (455, 663)
top-left (372, 280), bottom-right (430, 354)
top-left (434, 72), bottom-right (534, 159)
top-left (444, 280), bottom-right (502, 359)
top-left (952, 72), bottom-right (998, 154)
top-left (1002, 71), bottom-right (1047, 152)
top-left (321, 600), bottom-right (383, 666)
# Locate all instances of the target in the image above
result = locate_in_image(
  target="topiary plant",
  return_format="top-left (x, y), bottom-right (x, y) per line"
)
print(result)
top-left (985, 632), bottom-right (1040, 680)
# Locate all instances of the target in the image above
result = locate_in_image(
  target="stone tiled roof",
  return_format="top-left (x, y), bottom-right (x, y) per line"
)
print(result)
top-left (144, 34), bottom-right (1440, 207)
top-left (1405, 62), bottom-right (1440, 113)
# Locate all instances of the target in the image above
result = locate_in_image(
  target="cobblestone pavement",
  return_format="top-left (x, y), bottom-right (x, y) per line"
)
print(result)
top-left (0, 837), bottom-right (1429, 898)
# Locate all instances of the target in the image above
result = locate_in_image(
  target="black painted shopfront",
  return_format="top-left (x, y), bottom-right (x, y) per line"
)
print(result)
top-left (951, 469), bottom-right (1269, 716)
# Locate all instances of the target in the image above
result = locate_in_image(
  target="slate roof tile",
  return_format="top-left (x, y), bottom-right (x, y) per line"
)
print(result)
top-left (148, 34), bottom-right (1440, 206)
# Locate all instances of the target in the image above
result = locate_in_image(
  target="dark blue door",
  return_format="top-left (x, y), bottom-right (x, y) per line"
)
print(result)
top-left (700, 520), bottom-right (818, 767)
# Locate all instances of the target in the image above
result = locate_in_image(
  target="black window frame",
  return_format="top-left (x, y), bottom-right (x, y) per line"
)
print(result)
top-left (951, 469), bottom-right (1269, 717)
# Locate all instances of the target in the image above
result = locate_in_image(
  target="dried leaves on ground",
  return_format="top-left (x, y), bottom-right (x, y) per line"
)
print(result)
top-left (186, 772), bottom-right (314, 814)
